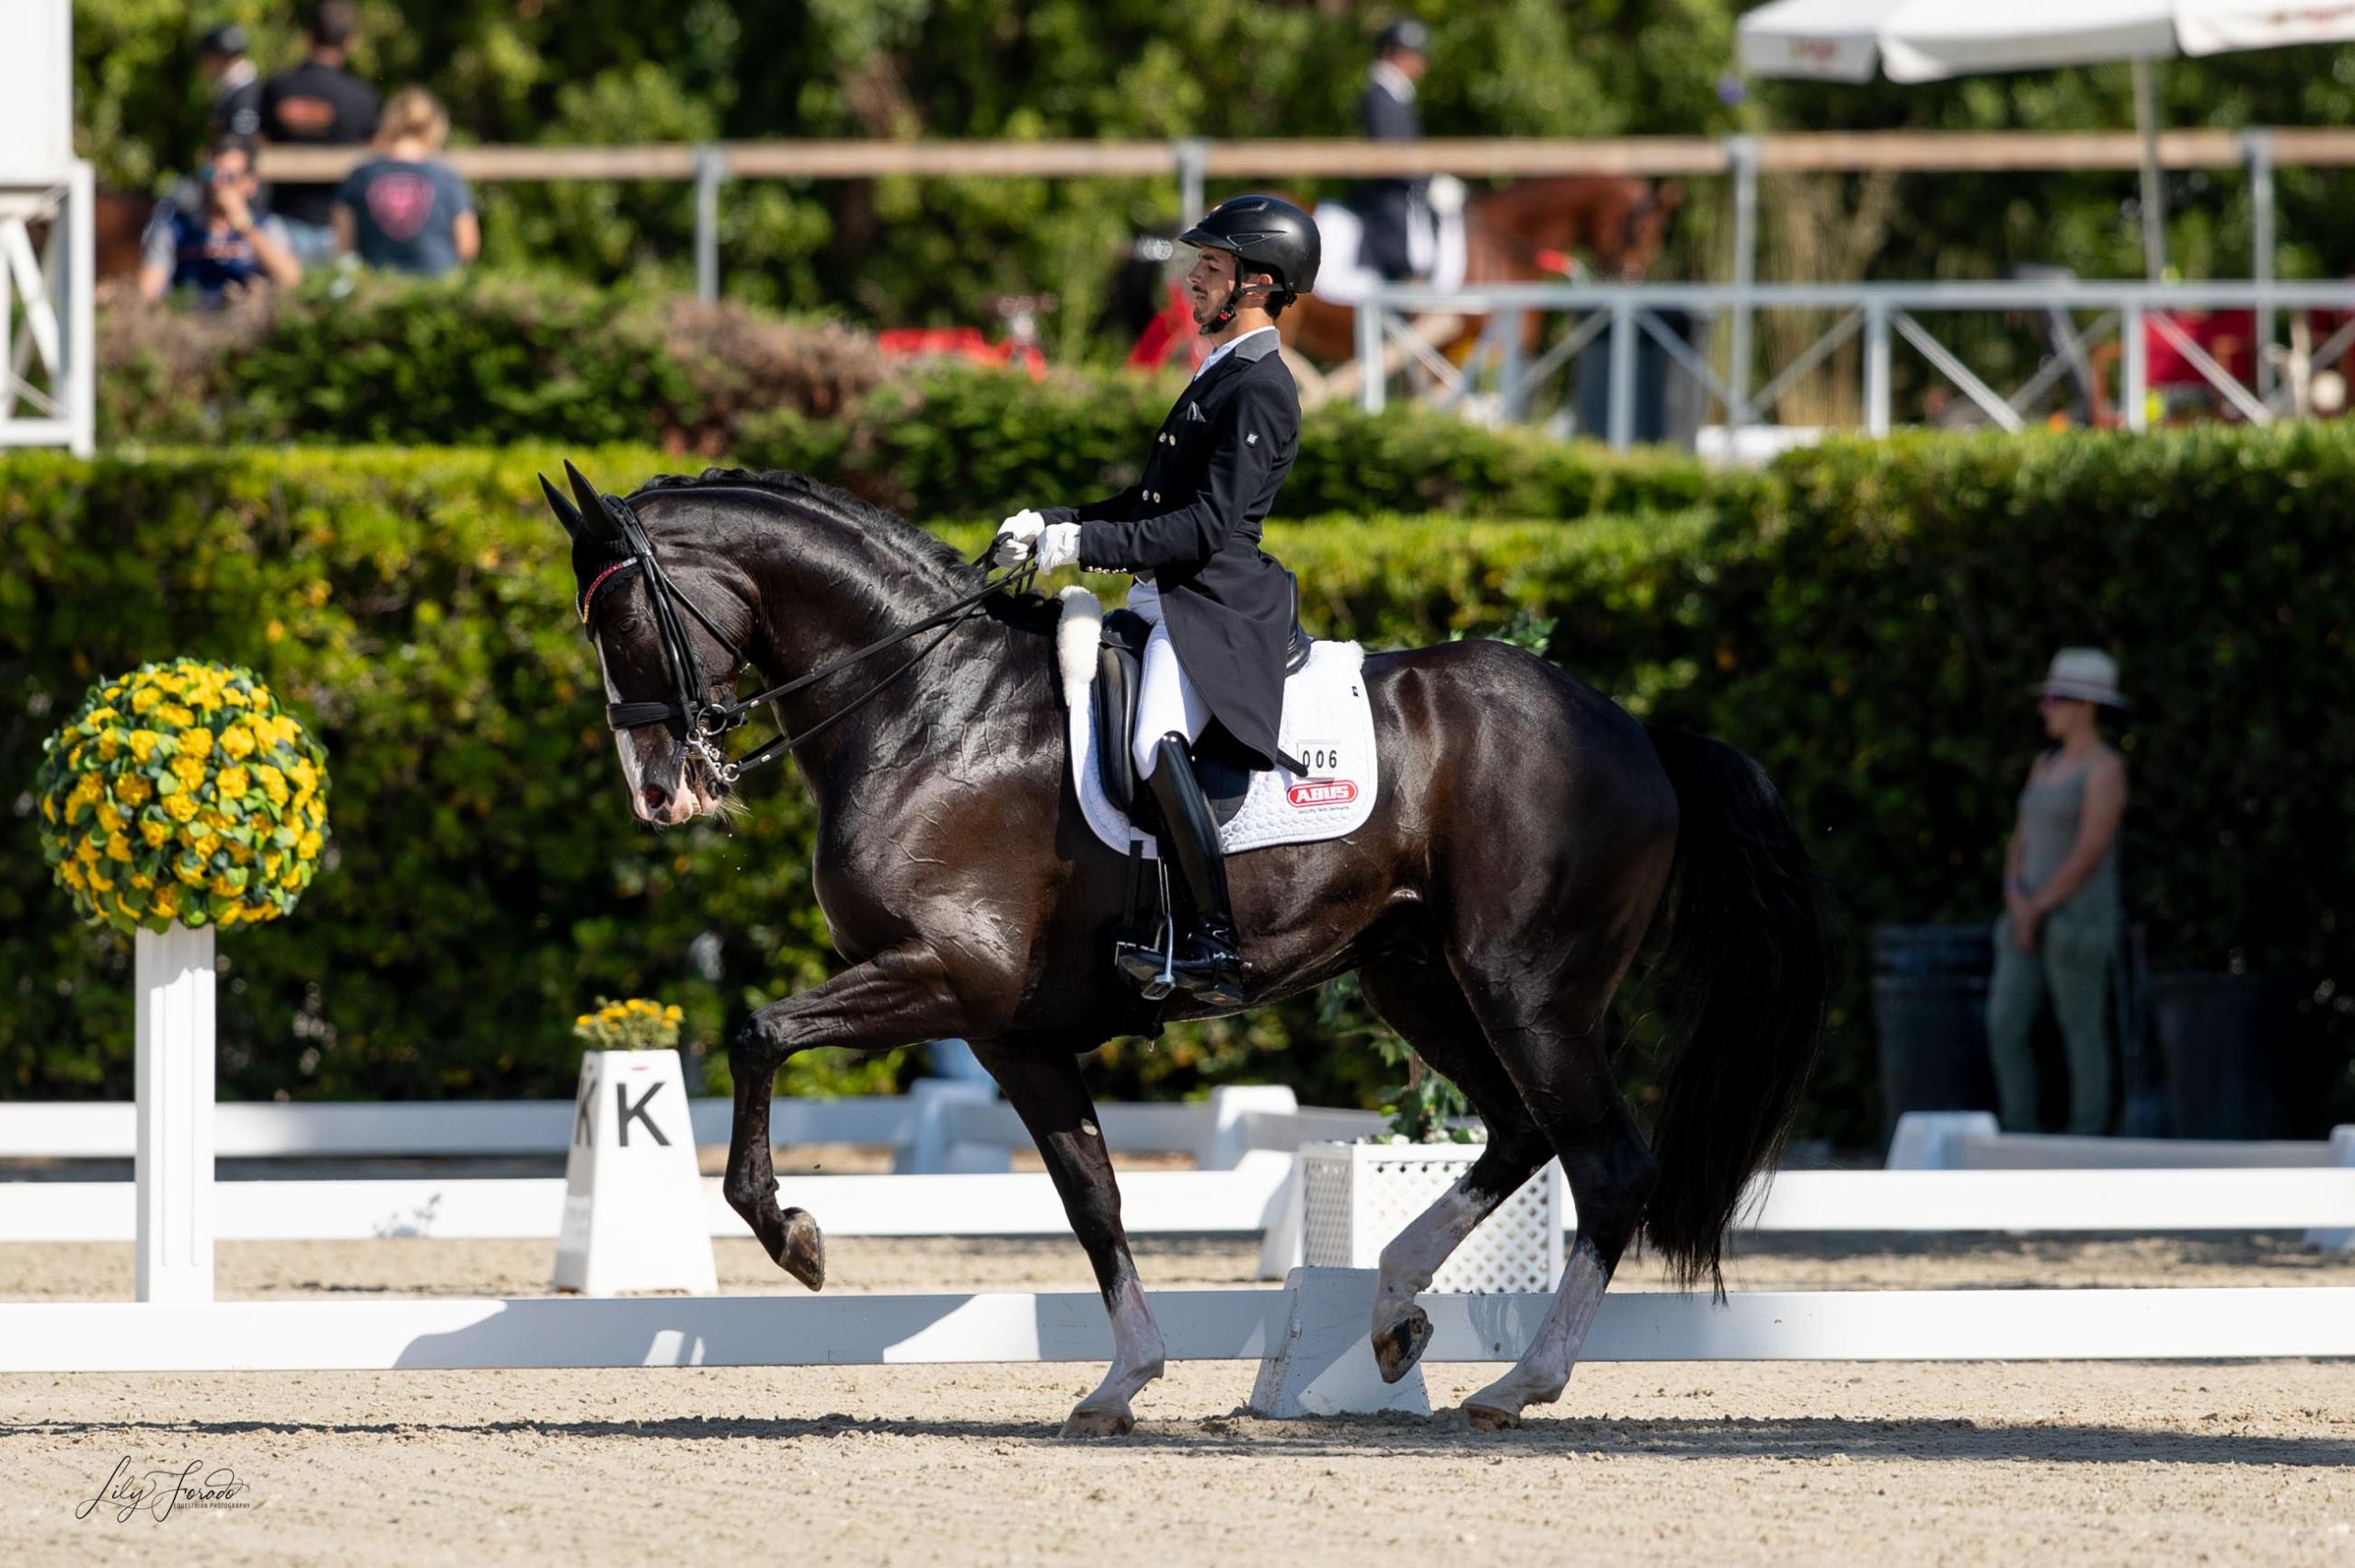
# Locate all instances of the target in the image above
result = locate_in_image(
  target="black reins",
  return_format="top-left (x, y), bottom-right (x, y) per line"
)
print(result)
top-left (587, 493), bottom-right (1033, 787)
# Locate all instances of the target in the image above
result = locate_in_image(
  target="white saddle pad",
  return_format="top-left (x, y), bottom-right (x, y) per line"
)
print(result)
top-left (1310, 200), bottom-right (1467, 306)
top-left (1056, 588), bottom-right (1379, 858)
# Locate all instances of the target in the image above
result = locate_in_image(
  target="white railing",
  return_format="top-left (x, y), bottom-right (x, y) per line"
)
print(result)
top-left (8, 1281), bottom-right (2355, 1377)
top-left (0, 165), bottom-right (95, 456)
top-left (1352, 278), bottom-right (2355, 448)
top-left (0, 1084), bottom-right (1380, 1173)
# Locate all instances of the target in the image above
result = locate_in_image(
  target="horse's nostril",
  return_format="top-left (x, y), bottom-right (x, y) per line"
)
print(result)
top-left (640, 784), bottom-right (668, 813)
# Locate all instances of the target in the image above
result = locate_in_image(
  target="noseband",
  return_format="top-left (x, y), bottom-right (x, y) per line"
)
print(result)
top-left (584, 491), bottom-right (1032, 788)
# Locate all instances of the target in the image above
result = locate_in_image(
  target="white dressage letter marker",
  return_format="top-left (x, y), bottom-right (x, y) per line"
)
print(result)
top-left (552, 1049), bottom-right (718, 1297)
top-left (1249, 1269), bottom-right (1431, 1419)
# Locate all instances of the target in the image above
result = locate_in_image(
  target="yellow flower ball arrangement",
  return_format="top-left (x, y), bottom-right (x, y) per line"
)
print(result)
top-left (35, 658), bottom-right (331, 934)
top-left (572, 998), bottom-right (685, 1052)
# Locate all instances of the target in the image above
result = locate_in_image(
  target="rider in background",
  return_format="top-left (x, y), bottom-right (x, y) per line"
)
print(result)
top-left (1352, 17), bottom-right (1429, 282)
top-left (994, 196), bottom-right (1320, 1007)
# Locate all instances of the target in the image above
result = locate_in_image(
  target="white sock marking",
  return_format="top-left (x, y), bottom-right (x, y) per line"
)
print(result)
top-left (1076, 1275), bottom-right (1166, 1415)
top-left (1467, 1239), bottom-right (1610, 1419)
top-left (1373, 1180), bottom-right (1488, 1333)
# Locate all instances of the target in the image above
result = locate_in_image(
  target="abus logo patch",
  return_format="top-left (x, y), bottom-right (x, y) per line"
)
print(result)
top-left (1287, 780), bottom-right (1358, 807)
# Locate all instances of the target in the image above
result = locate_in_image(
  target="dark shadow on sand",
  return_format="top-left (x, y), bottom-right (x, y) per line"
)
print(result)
top-left (13, 1411), bottom-right (2353, 1468)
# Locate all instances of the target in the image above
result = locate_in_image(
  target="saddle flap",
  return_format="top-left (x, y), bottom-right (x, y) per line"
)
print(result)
top-left (1093, 607), bottom-right (1247, 827)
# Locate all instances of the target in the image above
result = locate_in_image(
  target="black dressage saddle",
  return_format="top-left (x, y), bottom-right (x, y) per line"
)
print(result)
top-left (1094, 573), bottom-right (1313, 829)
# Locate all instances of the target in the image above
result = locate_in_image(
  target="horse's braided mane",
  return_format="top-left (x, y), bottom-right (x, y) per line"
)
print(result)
top-left (627, 466), bottom-right (974, 578)
top-left (627, 465), bottom-right (1059, 632)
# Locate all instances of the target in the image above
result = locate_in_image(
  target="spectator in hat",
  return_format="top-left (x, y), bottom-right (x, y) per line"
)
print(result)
top-left (333, 87), bottom-right (478, 278)
top-left (257, 0), bottom-right (381, 269)
top-left (136, 135), bottom-right (303, 307)
top-left (1986, 648), bottom-right (2131, 1135)
top-left (198, 23), bottom-right (263, 143)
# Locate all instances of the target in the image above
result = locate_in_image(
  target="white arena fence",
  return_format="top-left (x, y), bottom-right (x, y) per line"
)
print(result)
top-left (0, 1082), bottom-right (1378, 1173)
top-left (6, 1098), bottom-right (2353, 1252)
top-left (10, 1099), bottom-right (2355, 1390)
top-left (7, 1277), bottom-right (2355, 1380)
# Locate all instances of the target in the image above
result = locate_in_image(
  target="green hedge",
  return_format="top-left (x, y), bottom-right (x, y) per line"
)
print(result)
top-left (101, 276), bottom-right (888, 452)
top-left (739, 365), bottom-right (1723, 523)
top-left (100, 277), bottom-right (1715, 523)
top-left (6, 429), bottom-right (2350, 1140)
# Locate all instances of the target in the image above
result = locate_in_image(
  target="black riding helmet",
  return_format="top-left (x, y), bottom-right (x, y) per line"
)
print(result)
top-left (1179, 195), bottom-right (1321, 327)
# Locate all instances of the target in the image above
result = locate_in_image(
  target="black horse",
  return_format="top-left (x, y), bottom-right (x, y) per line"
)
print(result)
top-left (542, 463), bottom-right (1827, 1437)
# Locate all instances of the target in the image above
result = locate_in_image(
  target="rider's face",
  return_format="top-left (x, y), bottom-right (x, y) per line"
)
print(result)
top-left (1186, 245), bottom-right (1236, 326)
top-left (1187, 246), bottom-right (1275, 332)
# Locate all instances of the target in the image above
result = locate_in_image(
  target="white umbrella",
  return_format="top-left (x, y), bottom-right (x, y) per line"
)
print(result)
top-left (1738, 0), bottom-right (2355, 276)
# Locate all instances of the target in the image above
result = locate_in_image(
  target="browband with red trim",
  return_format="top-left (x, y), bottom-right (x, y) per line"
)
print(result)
top-left (577, 558), bottom-right (642, 624)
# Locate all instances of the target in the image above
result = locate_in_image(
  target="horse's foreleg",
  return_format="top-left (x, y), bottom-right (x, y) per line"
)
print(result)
top-left (724, 942), bottom-right (977, 1291)
top-left (971, 1041), bottom-right (1164, 1439)
top-left (1358, 959), bottom-right (1554, 1383)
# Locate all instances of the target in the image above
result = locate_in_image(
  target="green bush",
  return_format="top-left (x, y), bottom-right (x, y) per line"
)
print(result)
top-left (101, 276), bottom-right (887, 452)
top-left (102, 277), bottom-right (1719, 521)
top-left (6, 429), bottom-right (2350, 1141)
top-left (741, 369), bottom-right (1725, 522)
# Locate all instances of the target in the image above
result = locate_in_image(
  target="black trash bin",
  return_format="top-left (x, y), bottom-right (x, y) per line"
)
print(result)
top-left (2152, 972), bottom-right (2306, 1140)
top-left (1871, 923), bottom-right (1998, 1145)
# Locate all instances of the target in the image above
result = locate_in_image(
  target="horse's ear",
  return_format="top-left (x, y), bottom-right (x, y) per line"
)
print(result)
top-left (564, 459), bottom-right (619, 541)
top-left (1657, 180), bottom-right (1686, 213)
top-left (539, 473), bottom-right (585, 541)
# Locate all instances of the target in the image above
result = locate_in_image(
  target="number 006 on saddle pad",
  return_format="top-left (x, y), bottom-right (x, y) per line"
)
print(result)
top-left (1057, 587), bottom-right (1379, 858)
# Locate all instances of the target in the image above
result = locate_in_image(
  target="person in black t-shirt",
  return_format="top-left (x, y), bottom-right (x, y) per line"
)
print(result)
top-left (257, 1), bottom-right (381, 269)
top-left (199, 24), bottom-right (262, 143)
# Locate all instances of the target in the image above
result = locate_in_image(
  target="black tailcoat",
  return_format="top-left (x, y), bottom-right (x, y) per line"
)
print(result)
top-left (1042, 330), bottom-right (1300, 770)
top-left (1352, 70), bottom-right (1423, 281)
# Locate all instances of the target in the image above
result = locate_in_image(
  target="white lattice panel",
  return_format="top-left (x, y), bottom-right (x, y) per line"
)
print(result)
top-left (1299, 1143), bottom-right (1562, 1292)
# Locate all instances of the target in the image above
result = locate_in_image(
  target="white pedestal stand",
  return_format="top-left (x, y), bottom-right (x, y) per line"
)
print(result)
top-left (134, 922), bottom-right (215, 1303)
top-left (553, 1049), bottom-right (718, 1296)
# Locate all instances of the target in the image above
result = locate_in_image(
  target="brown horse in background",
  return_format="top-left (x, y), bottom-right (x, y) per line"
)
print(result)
top-left (1281, 176), bottom-right (1683, 369)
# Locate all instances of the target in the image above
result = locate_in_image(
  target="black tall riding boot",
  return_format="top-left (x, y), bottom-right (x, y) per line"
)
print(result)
top-left (1143, 733), bottom-right (1249, 1008)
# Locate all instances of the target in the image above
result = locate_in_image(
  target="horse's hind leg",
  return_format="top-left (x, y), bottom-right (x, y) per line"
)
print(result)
top-left (971, 1040), bottom-right (1164, 1439)
top-left (1356, 959), bottom-right (1555, 1383)
top-left (1453, 936), bottom-right (1662, 1431)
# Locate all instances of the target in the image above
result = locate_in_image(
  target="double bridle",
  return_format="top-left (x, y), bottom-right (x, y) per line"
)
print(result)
top-left (582, 488), bottom-right (1033, 788)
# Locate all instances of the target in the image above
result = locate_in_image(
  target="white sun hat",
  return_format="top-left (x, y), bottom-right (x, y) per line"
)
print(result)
top-left (2032, 647), bottom-right (2128, 709)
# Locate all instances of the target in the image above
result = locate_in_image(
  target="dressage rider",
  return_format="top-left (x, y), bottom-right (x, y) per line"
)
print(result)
top-left (993, 194), bottom-right (1319, 1008)
top-left (1352, 17), bottom-right (1429, 282)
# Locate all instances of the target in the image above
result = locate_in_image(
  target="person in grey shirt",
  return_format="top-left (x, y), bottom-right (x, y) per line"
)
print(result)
top-left (1987, 648), bottom-right (2131, 1134)
top-left (332, 87), bottom-right (479, 279)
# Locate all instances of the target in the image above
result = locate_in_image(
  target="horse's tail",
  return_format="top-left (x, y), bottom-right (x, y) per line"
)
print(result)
top-left (1639, 726), bottom-right (1831, 1296)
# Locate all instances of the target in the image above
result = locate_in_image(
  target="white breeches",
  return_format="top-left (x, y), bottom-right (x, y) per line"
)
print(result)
top-left (1128, 579), bottom-right (1212, 779)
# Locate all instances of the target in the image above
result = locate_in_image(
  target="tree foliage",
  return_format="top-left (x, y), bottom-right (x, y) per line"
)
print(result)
top-left (73, 3), bottom-right (2355, 356)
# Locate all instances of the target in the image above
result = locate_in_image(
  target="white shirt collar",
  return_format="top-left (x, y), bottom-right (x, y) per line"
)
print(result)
top-left (1193, 326), bottom-right (1276, 382)
top-left (1372, 60), bottom-right (1417, 104)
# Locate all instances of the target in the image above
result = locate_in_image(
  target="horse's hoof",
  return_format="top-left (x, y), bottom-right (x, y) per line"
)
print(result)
top-left (779, 1207), bottom-right (826, 1291)
top-left (1059, 1404), bottom-right (1136, 1440)
top-left (1373, 1306), bottom-right (1431, 1384)
top-left (1464, 1402), bottom-right (1521, 1432)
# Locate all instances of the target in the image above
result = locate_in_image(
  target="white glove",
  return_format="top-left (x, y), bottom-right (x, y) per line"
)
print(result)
top-left (992, 509), bottom-right (1045, 566)
top-left (1034, 521), bottom-right (1082, 573)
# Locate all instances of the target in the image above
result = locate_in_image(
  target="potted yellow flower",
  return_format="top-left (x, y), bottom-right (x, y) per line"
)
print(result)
top-left (31, 658), bottom-right (330, 1304)
top-left (35, 658), bottom-right (329, 935)
top-left (570, 997), bottom-right (684, 1052)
